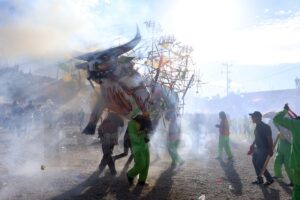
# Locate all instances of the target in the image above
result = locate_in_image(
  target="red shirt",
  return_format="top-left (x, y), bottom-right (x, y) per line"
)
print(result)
top-left (219, 119), bottom-right (230, 136)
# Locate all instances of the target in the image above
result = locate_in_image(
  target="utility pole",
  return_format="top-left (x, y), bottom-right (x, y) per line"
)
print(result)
top-left (222, 63), bottom-right (232, 96)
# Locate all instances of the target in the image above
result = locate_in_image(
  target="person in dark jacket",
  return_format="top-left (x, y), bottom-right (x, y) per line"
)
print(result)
top-left (249, 111), bottom-right (274, 186)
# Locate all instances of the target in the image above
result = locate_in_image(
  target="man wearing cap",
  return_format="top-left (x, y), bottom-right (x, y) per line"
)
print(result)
top-left (249, 111), bottom-right (274, 186)
top-left (273, 104), bottom-right (300, 200)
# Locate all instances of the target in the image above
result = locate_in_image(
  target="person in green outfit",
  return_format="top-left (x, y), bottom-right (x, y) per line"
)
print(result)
top-left (166, 110), bottom-right (184, 167)
top-left (127, 114), bottom-right (152, 186)
top-left (273, 103), bottom-right (300, 200)
top-left (215, 111), bottom-right (233, 160)
top-left (273, 124), bottom-right (293, 186)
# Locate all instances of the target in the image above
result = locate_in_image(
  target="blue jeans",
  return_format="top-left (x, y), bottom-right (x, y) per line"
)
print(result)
top-left (252, 149), bottom-right (273, 182)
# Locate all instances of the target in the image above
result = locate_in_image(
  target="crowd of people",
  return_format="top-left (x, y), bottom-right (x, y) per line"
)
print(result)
top-left (92, 103), bottom-right (299, 200)
top-left (0, 99), bottom-right (85, 132)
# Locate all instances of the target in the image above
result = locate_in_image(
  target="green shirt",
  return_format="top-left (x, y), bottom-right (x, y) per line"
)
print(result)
top-left (127, 119), bottom-right (148, 154)
top-left (273, 110), bottom-right (300, 169)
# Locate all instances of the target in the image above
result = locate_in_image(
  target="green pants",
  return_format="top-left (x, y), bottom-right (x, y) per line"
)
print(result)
top-left (292, 168), bottom-right (300, 200)
top-left (293, 185), bottom-right (300, 200)
top-left (127, 145), bottom-right (150, 182)
top-left (274, 139), bottom-right (292, 182)
top-left (167, 140), bottom-right (183, 165)
top-left (218, 135), bottom-right (233, 159)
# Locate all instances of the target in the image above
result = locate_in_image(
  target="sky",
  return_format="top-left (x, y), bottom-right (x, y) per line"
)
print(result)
top-left (1, 0), bottom-right (300, 97)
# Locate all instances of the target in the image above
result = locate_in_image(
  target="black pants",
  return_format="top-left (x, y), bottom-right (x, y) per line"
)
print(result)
top-left (252, 149), bottom-right (273, 182)
top-left (99, 142), bottom-right (116, 174)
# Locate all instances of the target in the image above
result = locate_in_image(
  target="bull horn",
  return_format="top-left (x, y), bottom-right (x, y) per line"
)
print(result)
top-left (76, 26), bottom-right (141, 62)
top-left (106, 26), bottom-right (141, 57)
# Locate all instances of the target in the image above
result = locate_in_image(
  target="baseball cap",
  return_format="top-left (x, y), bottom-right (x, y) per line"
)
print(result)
top-left (249, 111), bottom-right (262, 118)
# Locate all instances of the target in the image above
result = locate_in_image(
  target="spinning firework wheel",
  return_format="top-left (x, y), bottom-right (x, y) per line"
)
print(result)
top-left (131, 21), bottom-right (201, 113)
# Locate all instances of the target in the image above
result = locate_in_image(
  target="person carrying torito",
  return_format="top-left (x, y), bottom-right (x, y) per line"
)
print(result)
top-left (273, 122), bottom-right (293, 186)
top-left (126, 113), bottom-right (152, 186)
top-left (273, 104), bottom-right (300, 200)
top-left (98, 112), bottom-right (124, 176)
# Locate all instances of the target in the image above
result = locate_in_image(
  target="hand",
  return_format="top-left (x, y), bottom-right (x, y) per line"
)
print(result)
top-left (144, 137), bottom-right (150, 143)
top-left (247, 144), bottom-right (254, 155)
top-left (268, 150), bottom-right (273, 157)
top-left (279, 133), bottom-right (284, 139)
top-left (284, 103), bottom-right (290, 111)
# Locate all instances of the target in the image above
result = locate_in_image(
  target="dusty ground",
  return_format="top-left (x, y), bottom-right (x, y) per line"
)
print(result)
top-left (0, 126), bottom-right (293, 200)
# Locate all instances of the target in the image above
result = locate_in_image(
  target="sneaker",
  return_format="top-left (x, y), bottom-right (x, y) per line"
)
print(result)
top-left (252, 180), bottom-right (264, 185)
top-left (263, 180), bottom-right (274, 186)
top-left (137, 181), bottom-right (149, 186)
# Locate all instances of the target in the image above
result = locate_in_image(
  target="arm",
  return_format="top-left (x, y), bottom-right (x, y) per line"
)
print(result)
top-left (273, 110), bottom-right (295, 130)
top-left (265, 124), bottom-right (274, 156)
top-left (82, 95), bottom-right (105, 135)
top-left (128, 120), bottom-right (145, 145)
top-left (216, 120), bottom-right (224, 129)
top-left (247, 141), bottom-right (255, 155)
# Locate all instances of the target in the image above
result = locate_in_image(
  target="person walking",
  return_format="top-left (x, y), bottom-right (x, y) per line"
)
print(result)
top-left (249, 111), bottom-right (274, 186)
top-left (273, 125), bottom-right (293, 186)
top-left (98, 112), bottom-right (124, 176)
top-left (127, 114), bottom-right (152, 186)
top-left (215, 111), bottom-right (233, 160)
top-left (166, 110), bottom-right (184, 167)
top-left (273, 104), bottom-right (300, 200)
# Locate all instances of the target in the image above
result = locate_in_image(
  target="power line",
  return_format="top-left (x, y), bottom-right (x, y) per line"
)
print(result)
top-left (243, 65), bottom-right (300, 82)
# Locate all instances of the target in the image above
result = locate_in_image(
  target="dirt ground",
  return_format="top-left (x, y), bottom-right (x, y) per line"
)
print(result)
top-left (0, 127), bottom-right (293, 200)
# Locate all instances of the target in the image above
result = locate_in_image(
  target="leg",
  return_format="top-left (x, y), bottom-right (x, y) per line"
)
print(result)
top-left (167, 141), bottom-right (176, 164)
top-left (218, 135), bottom-right (224, 158)
top-left (263, 168), bottom-right (274, 183)
top-left (99, 142), bottom-right (114, 173)
top-left (113, 142), bottom-right (129, 161)
top-left (127, 149), bottom-right (145, 179)
top-left (252, 152), bottom-right (263, 182)
top-left (292, 184), bottom-right (300, 200)
top-left (274, 151), bottom-right (284, 178)
top-left (257, 151), bottom-right (273, 182)
top-left (223, 136), bottom-right (233, 159)
top-left (167, 140), bottom-right (182, 165)
top-left (292, 167), bottom-right (300, 200)
top-left (99, 145), bottom-right (109, 173)
top-left (283, 154), bottom-right (293, 183)
top-left (107, 144), bottom-right (116, 175)
top-left (138, 146), bottom-right (150, 183)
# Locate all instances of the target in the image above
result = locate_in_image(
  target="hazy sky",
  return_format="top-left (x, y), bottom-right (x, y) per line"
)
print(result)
top-left (1, 0), bottom-right (300, 97)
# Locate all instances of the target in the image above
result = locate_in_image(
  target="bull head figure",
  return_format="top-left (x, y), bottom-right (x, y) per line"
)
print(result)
top-left (75, 27), bottom-right (141, 83)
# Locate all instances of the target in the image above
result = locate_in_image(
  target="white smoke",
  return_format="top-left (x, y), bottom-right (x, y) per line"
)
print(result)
top-left (0, 0), bottom-right (152, 61)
